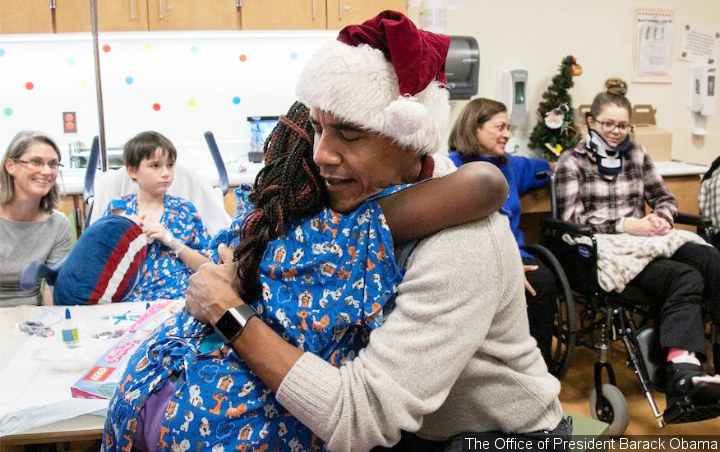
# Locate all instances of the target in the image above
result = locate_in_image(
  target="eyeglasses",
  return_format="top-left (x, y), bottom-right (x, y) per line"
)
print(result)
top-left (592, 118), bottom-right (633, 134)
top-left (12, 158), bottom-right (63, 170)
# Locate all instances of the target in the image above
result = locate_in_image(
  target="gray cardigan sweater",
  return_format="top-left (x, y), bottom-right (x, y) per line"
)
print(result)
top-left (276, 206), bottom-right (563, 451)
top-left (0, 210), bottom-right (71, 306)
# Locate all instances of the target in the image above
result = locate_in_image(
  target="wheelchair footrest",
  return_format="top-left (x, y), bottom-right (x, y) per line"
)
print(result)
top-left (664, 398), bottom-right (720, 425)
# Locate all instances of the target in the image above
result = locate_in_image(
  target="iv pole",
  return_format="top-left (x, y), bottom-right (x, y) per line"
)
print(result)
top-left (89, 0), bottom-right (108, 172)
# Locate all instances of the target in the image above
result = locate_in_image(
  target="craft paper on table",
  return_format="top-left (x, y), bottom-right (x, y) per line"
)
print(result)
top-left (71, 299), bottom-right (183, 399)
top-left (679, 24), bottom-right (720, 64)
top-left (634, 9), bottom-right (674, 83)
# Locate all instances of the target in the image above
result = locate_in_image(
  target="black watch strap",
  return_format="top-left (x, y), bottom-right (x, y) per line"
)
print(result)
top-left (213, 304), bottom-right (258, 344)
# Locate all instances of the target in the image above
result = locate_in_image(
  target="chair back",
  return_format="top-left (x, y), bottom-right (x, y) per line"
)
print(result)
top-left (87, 164), bottom-right (230, 237)
top-left (83, 131), bottom-right (231, 234)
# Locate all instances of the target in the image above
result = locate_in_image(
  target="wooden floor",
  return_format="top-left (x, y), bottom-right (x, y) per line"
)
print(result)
top-left (559, 342), bottom-right (720, 434)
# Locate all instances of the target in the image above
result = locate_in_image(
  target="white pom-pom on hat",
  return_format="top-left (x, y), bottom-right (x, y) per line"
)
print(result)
top-left (383, 95), bottom-right (428, 139)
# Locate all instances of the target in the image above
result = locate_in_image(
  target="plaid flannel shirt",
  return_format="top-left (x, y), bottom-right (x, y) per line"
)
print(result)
top-left (556, 141), bottom-right (677, 233)
top-left (700, 161), bottom-right (720, 236)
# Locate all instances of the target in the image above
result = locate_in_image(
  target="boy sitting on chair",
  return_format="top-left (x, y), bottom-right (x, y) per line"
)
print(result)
top-left (105, 131), bottom-right (211, 301)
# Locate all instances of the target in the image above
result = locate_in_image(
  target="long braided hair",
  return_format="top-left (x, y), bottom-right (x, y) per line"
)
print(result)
top-left (234, 101), bottom-right (328, 301)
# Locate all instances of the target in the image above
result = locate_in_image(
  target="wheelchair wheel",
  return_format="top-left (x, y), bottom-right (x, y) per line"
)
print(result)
top-left (524, 244), bottom-right (575, 380)
top-left (589, 384), bottom-right (629, 436)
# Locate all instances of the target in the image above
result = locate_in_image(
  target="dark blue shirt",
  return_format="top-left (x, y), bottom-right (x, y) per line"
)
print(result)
top-left (448, 151), bottom-right (550, 258)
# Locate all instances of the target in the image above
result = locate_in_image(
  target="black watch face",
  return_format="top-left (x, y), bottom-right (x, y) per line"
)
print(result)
top-left (216, 310), bottom-right (242, 342)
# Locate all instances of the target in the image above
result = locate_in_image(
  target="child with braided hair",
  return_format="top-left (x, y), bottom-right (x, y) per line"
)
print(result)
top-left (103, 101), bottom-right (507, 452)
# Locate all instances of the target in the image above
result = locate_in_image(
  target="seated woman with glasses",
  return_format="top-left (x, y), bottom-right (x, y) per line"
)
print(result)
top-left (447, 98), bottom-right (558, 367)
top-left (556, 78), bottom-right (720, 422)
top-left (0, 131), bottom-right (71, 307)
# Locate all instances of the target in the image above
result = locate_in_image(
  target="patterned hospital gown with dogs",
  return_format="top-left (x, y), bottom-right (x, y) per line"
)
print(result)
top-left (104, 195), bottom-right (211, 301)
top-left (103, 184), bottom-right (410, 452)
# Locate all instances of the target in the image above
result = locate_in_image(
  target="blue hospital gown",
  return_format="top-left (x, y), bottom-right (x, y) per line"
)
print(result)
top-left (103, 185), bottom-right (408, 452)
top-left (105, 195), bottom-right (210, 301)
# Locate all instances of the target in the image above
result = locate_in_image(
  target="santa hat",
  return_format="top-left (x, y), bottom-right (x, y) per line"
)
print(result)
top-left (296, 10), bottom-right (451, 155)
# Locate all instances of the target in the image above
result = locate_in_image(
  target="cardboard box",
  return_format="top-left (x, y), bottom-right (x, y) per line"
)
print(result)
top-left (631, 124), bottom-right (672, 162)
top-left (630, 105), bottom-right (671, 162)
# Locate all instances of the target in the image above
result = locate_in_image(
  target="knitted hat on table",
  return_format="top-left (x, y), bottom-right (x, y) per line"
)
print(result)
top-left (296, 10), bottom-right (451, 155)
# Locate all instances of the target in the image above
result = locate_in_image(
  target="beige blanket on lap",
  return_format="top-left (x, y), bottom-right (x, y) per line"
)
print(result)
top-left (563, 229), bottom-right (708, 293)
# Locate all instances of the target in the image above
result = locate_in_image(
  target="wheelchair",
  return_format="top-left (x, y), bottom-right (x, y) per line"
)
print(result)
top-left (522, 243), bottom-right (576, 380)
top-left (538, 211), bottom-right (720, 436)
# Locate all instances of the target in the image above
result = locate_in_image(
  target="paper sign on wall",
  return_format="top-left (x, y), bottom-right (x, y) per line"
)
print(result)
top-left (633, 8), bottom-right (674, 83)
top-left (678, 24), bottom-right (719, 64)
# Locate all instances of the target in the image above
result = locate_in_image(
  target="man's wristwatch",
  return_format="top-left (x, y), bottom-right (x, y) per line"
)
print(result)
top-left (213, 304), bottom-right (258, 344)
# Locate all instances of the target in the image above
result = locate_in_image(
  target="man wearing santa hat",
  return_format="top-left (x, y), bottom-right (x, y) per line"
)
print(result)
top-left (187, 11), bottom-right (568, 451)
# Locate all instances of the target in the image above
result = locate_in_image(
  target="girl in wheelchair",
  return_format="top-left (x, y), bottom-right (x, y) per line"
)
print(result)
top-left (555, 78), bottom-right (720, 423)
top-left (105, 131), bottom-right (211, 301)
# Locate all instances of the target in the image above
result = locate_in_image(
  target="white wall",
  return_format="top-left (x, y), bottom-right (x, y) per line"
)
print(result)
top-left (409, 0), bottom-right (720, 165)
top-left (0, 30), bottom-right (335, 168)
top-left (2, 2), bottom-right (718, 166)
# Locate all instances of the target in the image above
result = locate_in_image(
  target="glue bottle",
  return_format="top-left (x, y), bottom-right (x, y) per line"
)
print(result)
top-left (62, 308), bottom-right (80, 348)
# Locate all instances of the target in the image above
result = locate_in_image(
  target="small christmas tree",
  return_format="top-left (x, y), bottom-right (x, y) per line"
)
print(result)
top-left (528, 55), bottom-right (583, 160)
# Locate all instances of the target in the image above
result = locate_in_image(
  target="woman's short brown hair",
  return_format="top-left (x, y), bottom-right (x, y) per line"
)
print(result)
top-left (448, 98), bottom-right (507, 157)
top-left (0, 131), bottom-right (62, 213)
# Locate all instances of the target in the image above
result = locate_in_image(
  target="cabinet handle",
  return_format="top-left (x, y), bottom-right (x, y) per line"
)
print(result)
top-left (49, 0), bottom-right (56, 10)
top-left (312, 0), bottom-right (316, 20)
top-left (158, 0), bottom-right (165, 20)
top-left (338, 0), bottom-right (342, 21)
top-left (130, 0), bottom-right (136, 20)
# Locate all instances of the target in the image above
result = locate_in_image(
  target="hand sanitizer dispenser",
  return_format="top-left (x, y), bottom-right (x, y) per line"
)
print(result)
top-left (497, 66), bottom-right (528, 126)
top-left (688, 64), bottom-right (716, 135)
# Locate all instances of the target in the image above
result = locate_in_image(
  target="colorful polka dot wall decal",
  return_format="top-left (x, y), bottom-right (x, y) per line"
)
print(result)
top-left (152, 103), bottom-right (161, 111)
top-left (80, 80), bottom-right (88, 88)
top-left (188, 99), bottom-right (196, 107)
top-left (0, 48), bottom-right (6, 57)
top-left (25, 82), bottom-right (34, 90)
top-left (239, 54), bottom-right (247, 62)
top-left (125, 76), bottom-right (134, 85)
top-left (68, 57), bottom-right (76, 66)
top-left (102, 44), bottom-right (111, 53)
top-left (4, 108), bottom-right (12, 116)
top-left (232, 97), bottom-right (241, 105)
top-left (190, 46), bottom-right (199, 54)
top-left (144, 43), bottom-right (152, 51)
top-left (290, 52), bottom-right (298, 60)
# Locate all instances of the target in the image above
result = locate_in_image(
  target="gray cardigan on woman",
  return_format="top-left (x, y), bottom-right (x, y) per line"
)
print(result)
top-left (0, 211), bottom-right (71, 306)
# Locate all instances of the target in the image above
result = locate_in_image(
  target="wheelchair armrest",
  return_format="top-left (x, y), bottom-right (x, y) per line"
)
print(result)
top-left (674, 212), bottom-right (713, 229)
top-left (539, 217), bottom-right (600, 298)
top-left (83, 136), bottom-right (100, 204)
top-left (204, 131), bottom-right (229, 196)
top-left (540, 217), bottom-right (594, 237)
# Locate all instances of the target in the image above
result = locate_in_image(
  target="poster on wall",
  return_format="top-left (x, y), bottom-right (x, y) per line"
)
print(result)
top-left (678, 24), bottom-right (719, 64)
top-left (633, 8), bottom-right (674, 83)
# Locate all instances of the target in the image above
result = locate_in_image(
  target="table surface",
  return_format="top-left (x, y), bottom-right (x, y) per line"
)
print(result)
top-left (0, 414), bottom-right (104, 447)
top-left (0, 303), bottom-right (147, 442)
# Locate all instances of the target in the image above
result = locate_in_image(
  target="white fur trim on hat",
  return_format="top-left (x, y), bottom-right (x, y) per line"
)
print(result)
top-left (296, 40), bottom-right (450, 155)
